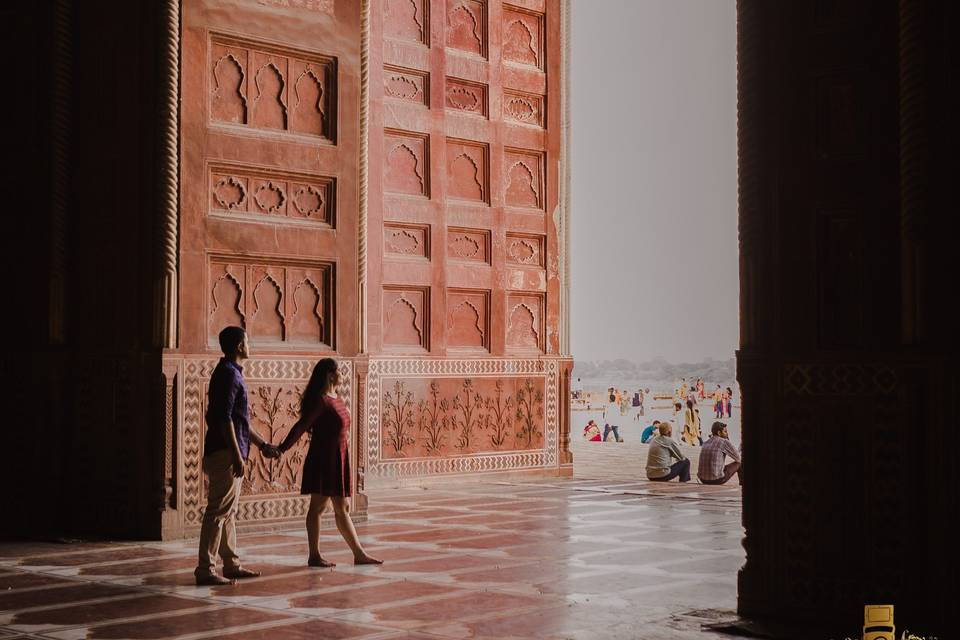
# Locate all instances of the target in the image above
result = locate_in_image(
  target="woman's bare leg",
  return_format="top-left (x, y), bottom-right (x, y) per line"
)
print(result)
top-left (330, 497), bottom-right (382, 565)
top-left (306, 495), bottom-right (335, 567)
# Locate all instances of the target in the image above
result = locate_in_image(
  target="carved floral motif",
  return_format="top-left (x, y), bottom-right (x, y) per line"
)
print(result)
top-left (380, 376), bottom-right (545, 458)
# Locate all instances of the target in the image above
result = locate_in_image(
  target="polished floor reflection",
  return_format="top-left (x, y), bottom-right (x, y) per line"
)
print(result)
top-left (0, 479), bottom-right (743, 639)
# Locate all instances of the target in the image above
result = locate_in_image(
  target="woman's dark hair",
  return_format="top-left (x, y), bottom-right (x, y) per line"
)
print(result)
top-left (686, 399), bottom-right (693, 410)
top-left (218, 326), bottom-right (246, 355)
top-left (301, 358), bottom-right (338, 418)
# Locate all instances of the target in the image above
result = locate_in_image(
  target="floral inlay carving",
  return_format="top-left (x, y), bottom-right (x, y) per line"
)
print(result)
top-left (213, 176), bottom-right (247, 210)
top-left (383, 380), bottom-right (417, 456)
top-left (244, 386), bottom-right (309, 494)
top-left (387, 229), bottom-right (421, 254)
top-left (450, 234), bottom-right (481, 258)
top-left (254, 181), bottom-right (287, 213)
top-left (379, 376), bottom-right (546, 458)
top-left (447, 86), bottom-right (479, 111)
top-left (389, 75), bottom-right (419, 99)
top-left (292, 185), bottom-right (324, 217)
top-left (508, 238), bottom-right (538, 264)
top-left (514, 379), bottom-right (544, 447)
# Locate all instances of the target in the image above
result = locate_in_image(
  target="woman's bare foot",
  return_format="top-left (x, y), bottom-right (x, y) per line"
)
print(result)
top-left (308, 556), bottom-right (336, 568)
top-left (354, 554), bottom-right (383, 565)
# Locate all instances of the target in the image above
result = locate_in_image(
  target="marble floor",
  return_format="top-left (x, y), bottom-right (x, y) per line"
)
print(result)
top-left (0, 478), bottom-right (747, 640)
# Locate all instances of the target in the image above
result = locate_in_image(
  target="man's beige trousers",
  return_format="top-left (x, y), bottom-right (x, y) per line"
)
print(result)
top-left (195, 449), bottom-right (242, 577)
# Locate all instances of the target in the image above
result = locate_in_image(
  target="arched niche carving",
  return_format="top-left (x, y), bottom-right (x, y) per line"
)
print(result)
top-left (291, 67), bottom-right (325, 136)
top-left (289, 278), bottom-right (323, 342)
top-left (252, 62), bottom-right (287, 130)
top-left (212, 53), bottom-right (247, 124)
top-left (250, 274), bottom-right (284, 341)
top-left (210, 272), bottom-right (245, 333)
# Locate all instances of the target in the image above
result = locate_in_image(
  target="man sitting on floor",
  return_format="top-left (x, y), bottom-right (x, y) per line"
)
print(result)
top-left (646, 422), bottom-right (690, 482)
top-left (697, 421), bottom-right (742, 485)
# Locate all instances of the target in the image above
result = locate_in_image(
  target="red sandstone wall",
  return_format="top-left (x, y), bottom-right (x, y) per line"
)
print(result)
top-left (362, 0), bottom-right (566, 488)
top-left (163, 0), bottom-right (568, 536)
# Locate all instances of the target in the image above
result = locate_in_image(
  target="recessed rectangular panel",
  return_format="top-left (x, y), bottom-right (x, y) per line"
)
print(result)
top-left (382, 286), bottom-right (430, 352)
top-left (506, 291), bottom-right (545, 353)
top-left (446, 0), bottom-right (487, 58)
top-left (447, 227), bottom-right (491, 264)
top-left (384, 222), bottom-right (431, 260)
top-left (384, 65), bottom-right (430, 106)
top-left (447, 138), bottom-right (489, 204)
top-left (503, 88), bottom-right (544, 128)
top-left (379, 375), bottom-right (545, 459)
top-left (383, 0), bottom-right (430, 45)
top-left (210, 33), bottom-right (336, 142)
top-left (505, 232), bottom-right (545, 267)
top-left (502, 4), bottom-right (544, 70)
top-left (447, 288), bottom-right (490, 352)
top-left (384, 129), bottom-right (431, 197)
top-left (208, 256), bottom-right (334, 348)
top-left (504, 147), bottom-right (545, 210)
top-left (210, 163), bottom-right (335, 227)
top-left (445, 77), bottom-right (488, 117)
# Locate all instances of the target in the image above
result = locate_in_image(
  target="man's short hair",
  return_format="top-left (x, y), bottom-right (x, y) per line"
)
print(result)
top-left (652, 420), bottom-right (660, 425)
top-left (711, 421), bottom-right (727, 436)
top-left (218, 326), bottom-right (246, 355)
top-left (657, 422), bottom-right (672, 435)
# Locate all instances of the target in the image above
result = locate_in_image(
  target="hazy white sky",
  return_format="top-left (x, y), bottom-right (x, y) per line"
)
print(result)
top-left (570, 0), bottom-right (738, 363)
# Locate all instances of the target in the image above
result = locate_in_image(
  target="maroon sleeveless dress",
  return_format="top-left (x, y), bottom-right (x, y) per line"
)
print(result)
top-left (299, 395), bottom-right (352, 496)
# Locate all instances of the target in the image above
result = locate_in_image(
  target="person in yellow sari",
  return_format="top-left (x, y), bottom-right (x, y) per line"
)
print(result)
top-left (681, 399), bottom-right (702, 446)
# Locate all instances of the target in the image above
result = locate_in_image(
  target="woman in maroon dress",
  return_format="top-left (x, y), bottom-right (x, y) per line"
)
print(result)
top-left (277, 358), bottom-right (382, 567)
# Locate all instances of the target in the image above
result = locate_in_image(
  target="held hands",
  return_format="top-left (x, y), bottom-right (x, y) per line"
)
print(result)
top-left (260, 444), bottom-right (282, 459)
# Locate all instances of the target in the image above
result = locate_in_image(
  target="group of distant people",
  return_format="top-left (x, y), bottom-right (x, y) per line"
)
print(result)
top-left (676, 377), bottom-right (734, 420)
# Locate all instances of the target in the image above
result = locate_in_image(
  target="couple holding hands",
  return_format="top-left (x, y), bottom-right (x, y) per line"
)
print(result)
top-left (195, 326), bottom-right (382, 586)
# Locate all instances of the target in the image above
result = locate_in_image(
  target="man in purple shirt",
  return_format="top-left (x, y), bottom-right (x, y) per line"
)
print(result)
top-left (697, 421), bottom-right (742, 485)
top-left (195, 326), bottom-right (279, 586)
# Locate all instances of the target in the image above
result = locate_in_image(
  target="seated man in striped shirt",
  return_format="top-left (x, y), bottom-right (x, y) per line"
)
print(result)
top-left (697, 421), bottom-right (742, 485)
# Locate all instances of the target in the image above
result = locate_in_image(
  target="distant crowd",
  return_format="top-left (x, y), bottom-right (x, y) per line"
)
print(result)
top-left (576, 376), bottom-right (741, 486)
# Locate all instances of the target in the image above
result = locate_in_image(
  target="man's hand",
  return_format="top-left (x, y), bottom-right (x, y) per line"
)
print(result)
top-left (261, 444), bottom-right (281, 459)
top-left (231, 457), bottom-right (244, 478)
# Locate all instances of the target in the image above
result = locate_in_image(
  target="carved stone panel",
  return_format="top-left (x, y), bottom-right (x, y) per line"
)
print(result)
top-left (210, 164), bottom-right (335, 226)
top-left (445, 77), bottom-right (488, 117)
top-left (384, 0), bottom-right (429, 45)
top-left (384, 65), bottom-right (430, 107)
top-left (379, 376), bottom-right (544, 459)
top-left (447, 138), bottom-right (489, 204)
top-left (503, 88), bottom-right (545, 128)
top-left (447, 288), bottom-right (490, 352)
top-left (208, 257), bottom-right (334, 347)
top-left (447, 227), bottom-right (491, 264)
top-left (502, 5), bottom-right (544, 70)
top-left (210, 34), bottom-right (336, 142)
top-left (384, 222), bottom-right (430, 260)
top-left (504, 147), bottom-right (544, 210)
top-left (446, 0), bottom-right (487, 58)
top-left (181, 358), bottom-right (353, 529)
top-left (506, 232), bottom-right (545, 267)
top-left (382, 286), bottom-right (430, 352)
top-left (506, 291), bottom-right (545, 353)
top-left (384, 129), bottom-right (430, 197)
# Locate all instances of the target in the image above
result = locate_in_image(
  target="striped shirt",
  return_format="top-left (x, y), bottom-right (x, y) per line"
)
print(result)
top-left (697, 436), bottom-right (741, 481)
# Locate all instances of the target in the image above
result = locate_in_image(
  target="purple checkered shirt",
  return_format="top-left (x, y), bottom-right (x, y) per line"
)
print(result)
top-left (697, 436), bottom-right (741, 481)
